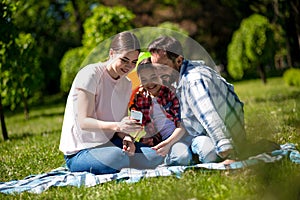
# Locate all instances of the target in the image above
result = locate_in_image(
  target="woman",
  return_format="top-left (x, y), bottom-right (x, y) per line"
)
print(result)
top-left (59, 31), bottom-right (163, 175)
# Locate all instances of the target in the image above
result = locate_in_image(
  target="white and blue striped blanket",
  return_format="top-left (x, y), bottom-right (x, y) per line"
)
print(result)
top-left (1, 143), bottom-right (299, 195)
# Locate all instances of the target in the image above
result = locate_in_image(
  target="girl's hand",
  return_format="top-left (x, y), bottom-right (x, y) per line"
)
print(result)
top-left (152, 141), bottom-right (171, 156)
top-left (117, 116), bottom-right (142, 134)
top-left (122, 135), bottom-right (135, 156)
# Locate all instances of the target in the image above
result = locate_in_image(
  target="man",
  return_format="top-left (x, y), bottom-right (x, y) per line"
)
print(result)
top-left (148, 36), bottom-right (247, 163)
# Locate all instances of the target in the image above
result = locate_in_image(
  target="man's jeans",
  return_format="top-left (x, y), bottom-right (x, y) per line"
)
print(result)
top-left (191, 135), bottom-right (221, 163)
top-left (165, 134), bottom-right (194, 166)
top-left (167, 134), bottom-right (222, 164)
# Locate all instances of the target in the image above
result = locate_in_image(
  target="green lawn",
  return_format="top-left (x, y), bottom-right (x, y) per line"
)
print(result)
top-left (1, 77), bottom-right (300, 200)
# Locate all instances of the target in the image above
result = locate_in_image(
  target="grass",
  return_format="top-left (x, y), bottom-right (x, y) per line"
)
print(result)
top-left (1, 77), bottom-right (300, 200)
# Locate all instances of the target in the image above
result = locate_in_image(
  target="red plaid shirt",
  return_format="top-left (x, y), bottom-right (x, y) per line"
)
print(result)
top-left (129, 85), bottom-right (180, 137)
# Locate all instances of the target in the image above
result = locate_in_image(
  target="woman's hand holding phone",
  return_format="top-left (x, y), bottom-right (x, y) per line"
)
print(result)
top-left (117, 116), bottom-right (142, 134)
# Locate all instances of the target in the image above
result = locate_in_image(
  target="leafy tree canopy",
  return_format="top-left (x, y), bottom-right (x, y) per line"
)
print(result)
top-left (60, 5), bottom-right (135, 93)
top-left (227, 14), bottom-right (276, 80)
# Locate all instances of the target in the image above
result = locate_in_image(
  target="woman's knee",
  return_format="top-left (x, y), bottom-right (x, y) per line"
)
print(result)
top-left (67, 147), bottom-right (130, 174)
top-left (91, 147), bottom-right (130, 168)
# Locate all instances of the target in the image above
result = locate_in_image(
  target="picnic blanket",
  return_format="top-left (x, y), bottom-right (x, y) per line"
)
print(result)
top-left (1, 143), bottom-right (299, 195)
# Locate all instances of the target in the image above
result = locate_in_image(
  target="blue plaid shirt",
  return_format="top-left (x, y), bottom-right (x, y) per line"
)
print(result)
top-left (177, 60), bottom-right (246, 155)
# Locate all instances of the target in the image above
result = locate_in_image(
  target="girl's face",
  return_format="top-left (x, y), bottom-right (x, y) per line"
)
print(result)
top-left (139, 67), bottom-right (161, 96)
top-left (109, 50), bottom-right (139, 79)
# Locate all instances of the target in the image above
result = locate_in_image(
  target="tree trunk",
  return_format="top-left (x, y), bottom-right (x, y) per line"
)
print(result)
top-left (287, 1), bottom-right (300, 67)
top-left (257, 64), bottom-right (267, 84)
top-left (23, 98), bottom-right (29, 120)
top-left (20, 89), bottom-right (29, 120)
top-left (0, 97), bottom-right (9, 140)
top-left (71, 0), bottom-right (84, 41)
top-left (279, 1), bottom-right (300, 68)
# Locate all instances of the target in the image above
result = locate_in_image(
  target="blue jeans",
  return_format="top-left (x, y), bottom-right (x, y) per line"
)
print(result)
top-left (191, 135), bottom-right (222, 163)
top-left (165, 133), bottom-right (194, 166)
top-left (65, 135), bottom-right (164, 175)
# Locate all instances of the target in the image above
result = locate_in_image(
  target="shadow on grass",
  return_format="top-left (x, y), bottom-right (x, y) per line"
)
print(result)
top-left (254, 91), bottom-right (300, 103)
top-left (2, 130), bottom-right (61, 141)
top-left (285, 117), bottom-right (300, 129)
top-left (4, 93), bottom-right (66, 118)
top-left (252, 161), bottom-right (300, 199)
top-left (28, 110), bottom-right (65, 120)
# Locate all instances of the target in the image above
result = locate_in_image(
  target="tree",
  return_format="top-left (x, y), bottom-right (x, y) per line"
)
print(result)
top-left (60, 5), bottom-right (135, 94)
top-left (13, 33), bottom-right (43, 119)
top-left (272, 0), bottom-right (300, 68)
top-left (226, 0), bottom-right (300, 68)
top-left (100, 0), bottom-right (254, 70)
top-left (1, 32), bottom-right (43, 120)
top-left (11, 0), bottom-right (95, 94)
top-left (81, 5), bottom-right (135, 49)
top-left (60, 47), bottom-right (86, 93)
top-left (1, 1), bottom-right (44, 140)
top-left (227, 14), bottom-right (277, 83)
top-left (0, 0), bottom-right (17, 140)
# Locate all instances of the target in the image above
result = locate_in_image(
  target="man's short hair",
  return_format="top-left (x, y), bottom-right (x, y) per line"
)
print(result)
top-left (148, 36), bottom-right (184, 62)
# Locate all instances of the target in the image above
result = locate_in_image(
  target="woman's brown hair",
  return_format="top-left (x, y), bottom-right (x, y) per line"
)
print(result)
top-left (110, 31), bottom-right (141, 54)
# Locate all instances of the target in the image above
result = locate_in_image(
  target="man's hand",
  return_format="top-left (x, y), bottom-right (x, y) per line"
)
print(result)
top-left (219, 149), bottom-right (235, 160)
top-left (221, 159), bottom-right (235, 165)
top-left (122, 135), bottom-right (135, 156)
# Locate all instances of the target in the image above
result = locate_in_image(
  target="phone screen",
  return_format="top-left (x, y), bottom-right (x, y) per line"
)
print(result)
top-left (130, 110), bottom-right (143, 124)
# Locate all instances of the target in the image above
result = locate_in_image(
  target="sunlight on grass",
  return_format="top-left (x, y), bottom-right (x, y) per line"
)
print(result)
top-left (235, 78), bottom-right (300, 144)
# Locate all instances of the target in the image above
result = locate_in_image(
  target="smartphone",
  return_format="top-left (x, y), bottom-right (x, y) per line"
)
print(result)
top-left (130, 110), bottom-right (143, 124)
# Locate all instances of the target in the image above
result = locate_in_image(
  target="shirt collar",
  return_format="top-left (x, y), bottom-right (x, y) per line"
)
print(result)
top-left (179, 59), bottom-right (189, 77)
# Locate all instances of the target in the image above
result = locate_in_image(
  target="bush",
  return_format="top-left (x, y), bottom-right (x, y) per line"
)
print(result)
top-left (227, 14), bottom-right (277, 80)
top-left (59, 47), bottom-right (87, 93)
top-left (59, 5), bottom-right (135, 94)
top-left (283, 68), bottom-right (300, 87)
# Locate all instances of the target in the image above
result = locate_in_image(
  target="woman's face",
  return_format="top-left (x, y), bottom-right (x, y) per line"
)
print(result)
top-left (110, 50), bottom-right (139, 78)
top-left (139, 67), bottom-right (161, 96)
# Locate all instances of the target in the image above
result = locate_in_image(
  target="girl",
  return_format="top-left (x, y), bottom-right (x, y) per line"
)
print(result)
top-left (129, 58), bottom-right (192, 165)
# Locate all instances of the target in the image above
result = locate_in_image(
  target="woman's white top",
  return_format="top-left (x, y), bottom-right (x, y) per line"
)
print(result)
top-left (59, 62), bottom-right (132, 155)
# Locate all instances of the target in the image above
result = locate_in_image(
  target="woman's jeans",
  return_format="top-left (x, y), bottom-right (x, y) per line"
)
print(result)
top-left (64, 135), bottom-right (164, 175)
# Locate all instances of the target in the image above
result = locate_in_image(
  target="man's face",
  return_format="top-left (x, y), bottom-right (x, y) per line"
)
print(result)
top-left (154, 64), bottom-right (176, 88)
top-left (150, 50), bottom-right (176, 70)
top-left (151, 51), bottom-right (180, 90)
